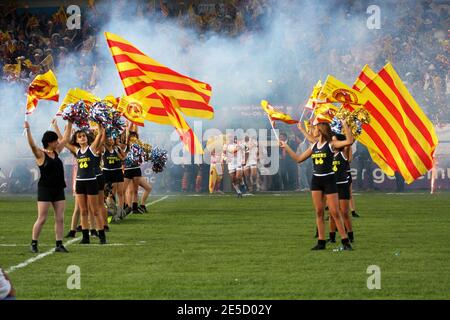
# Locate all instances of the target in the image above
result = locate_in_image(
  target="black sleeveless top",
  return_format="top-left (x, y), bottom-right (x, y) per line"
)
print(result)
top-left (311, 142), bottom-right (335, 176)
top-left (38, 152), bottom-right (66, 189)
top-left (94, 153), bottom-right (103, 176)
top-left (76, 147), bottom-right (97, 180)
top-left (103, 148), bottom-right (122, 170)
top-left (333, 151), bottom-right (350, 183)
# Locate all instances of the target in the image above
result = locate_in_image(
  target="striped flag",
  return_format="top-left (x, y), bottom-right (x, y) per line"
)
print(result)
top-left (261, 100), bottom-right (298, 124)
top-left (104, 32), bottom-right (214, 123)
top-left (159, 0), bottom-right (169, 17)
top-left (26, 70), bottom-right (59, 115)
top-left (349, 63), bottom-right (438, 184)
top-left (105, 32), bottom-right (206, 154)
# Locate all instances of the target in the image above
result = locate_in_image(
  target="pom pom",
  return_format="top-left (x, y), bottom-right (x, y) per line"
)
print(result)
top-left (124, 143), bottom-right (145, 167)
top-left (332, 107), bottom-right (371, 137)
top-left (149, 147), bottom-right (167, 173)
top-left (106, 109), bottom-right (126, 139)
top-left (89, 101), bottom-right (110, 128)
top-left (330, 117), bottom-right (342, 134)
top-left (61, 101), bottom-right (90, 130)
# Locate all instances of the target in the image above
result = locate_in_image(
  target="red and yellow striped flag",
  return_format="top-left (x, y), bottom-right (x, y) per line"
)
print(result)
top-left (260, 100), bottom-right (298, 124)
top-left (104, 32), bottom-right (213, 124)
top-left (349, 63), bottom-right (438, 184)
top-left (26, 70), bottom-right (59, 115)
top-left (105, 32), bottom-right (206, 154)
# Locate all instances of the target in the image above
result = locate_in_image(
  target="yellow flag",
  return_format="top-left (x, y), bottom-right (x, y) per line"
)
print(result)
top-left (57, 88), bottom-right (100, 115)
top-left (3, 63), bottom-right (21, 78)
top-left (318, 75), bottom-right (367, 106)
top-left (313, 103), bottom-right (339, 123)
top-left (305, 80), bottom-right (323, 109)
top-left (209, 165), bottom-right (218, 194)
top-left (26, 70), bottom-right (59, 115)
top-left (116, 95), bottom-right (146, 127)
top-left (261, 100), bottom-right (298, 124)
top-left (103, 95), bottom-right (119, 107)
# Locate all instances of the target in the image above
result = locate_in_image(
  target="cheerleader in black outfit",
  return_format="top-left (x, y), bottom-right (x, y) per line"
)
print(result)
top-left (328, 134), bottom-right (354, 243)
top-left (280, 120), bottom-right (354, 250)
top-left (123, 124), bottom-right (152, 214)
top-left (103, 137), bottom-right (126, 220)
top-left (65, 125), bottom-right (106, 244)
top-left (25, 120), bottom-right (71, 253)
top-left (93, 132), bottom-right (108, 232)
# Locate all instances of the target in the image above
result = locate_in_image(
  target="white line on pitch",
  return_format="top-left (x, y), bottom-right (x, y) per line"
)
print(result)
top-left (145, 195), bottom-right (169, 207)
top-left (5, 237), bottom-right (81, 274)
top-left (0, 243), bottom-right (145, 247)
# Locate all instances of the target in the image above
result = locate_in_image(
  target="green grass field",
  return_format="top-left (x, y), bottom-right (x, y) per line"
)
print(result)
top-left (1, 192), bottom-right (450, 300)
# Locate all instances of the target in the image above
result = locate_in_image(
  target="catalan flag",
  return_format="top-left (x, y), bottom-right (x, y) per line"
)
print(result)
top-left (105, 32), bottom-right (206, 154)
top-left (349, 63), bottom-right (438, 184)
top-left (26, 70), bottom-right (59, 115)
top-left (261, 100), bottom-right (298, 124)
top-left (104, 32), bottom-right (214, 124)
top-left (57, 88), bottom-right (100, 115)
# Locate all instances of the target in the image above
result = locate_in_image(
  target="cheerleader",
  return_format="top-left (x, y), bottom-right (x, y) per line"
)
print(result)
top-left (280, 120), bottom-right (354, 250)
top-left (25, 119), bottom-right (71, 253)
top-left (123, 125), bottom-right (152, 214)
top-left (328, 134), bottom-right (354, 243)
top-left (93, 131), bottom-right (108, 232)
top-left (103, 137), bottom-right (126, 220)
top-left (65, 125), bottom-right (106, 244)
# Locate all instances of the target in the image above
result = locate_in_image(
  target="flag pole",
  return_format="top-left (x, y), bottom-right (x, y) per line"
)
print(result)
top-left (266, 113), bottom-right (279, 141)
top-left (299, 105), bottom-right (307, 122)
top-left (23, 113), bottom-right (28, 136)
top-left (49, 117), bottom-right (56, 130)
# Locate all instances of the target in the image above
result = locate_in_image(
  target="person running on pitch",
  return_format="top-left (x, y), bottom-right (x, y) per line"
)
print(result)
top-left (224, 134), bottom-right (242, 198)
top-left (243, 135), bottom-right (258, 193)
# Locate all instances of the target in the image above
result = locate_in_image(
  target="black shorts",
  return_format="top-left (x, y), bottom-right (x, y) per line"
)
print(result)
top-left (96, 174), bottom-right (105, 191)
top-left (337, 182), bottom-right (351, 200)
top-left (103, 169), bottom-right (124, 183)
top-left (75, 180), bottom-right (99, 195)
top-left (124, 168), bottom-right (142, 179)
top-left (311, 174), bottom-right (338, 194)
top-left (37, 186), bottom-right (65, 202)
